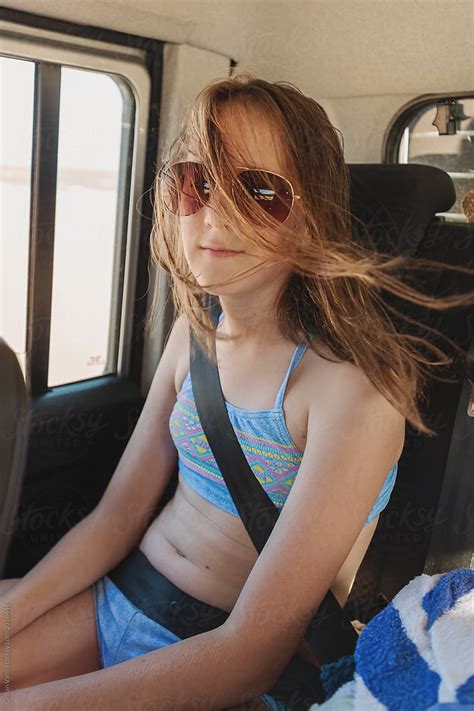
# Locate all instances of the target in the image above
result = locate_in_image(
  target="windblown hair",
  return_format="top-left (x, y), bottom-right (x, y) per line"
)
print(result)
top-left (147, 72), bottom-right (474, 436)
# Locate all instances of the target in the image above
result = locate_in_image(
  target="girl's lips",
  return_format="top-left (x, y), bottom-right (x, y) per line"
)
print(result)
top-left (201, 247), bottom-right (242, 257)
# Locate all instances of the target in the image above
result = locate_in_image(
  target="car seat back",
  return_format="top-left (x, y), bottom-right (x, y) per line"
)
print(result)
top-left (345, 166), bottom-right (473, 620)
top-left (0, 338), bottom-right (31, 578)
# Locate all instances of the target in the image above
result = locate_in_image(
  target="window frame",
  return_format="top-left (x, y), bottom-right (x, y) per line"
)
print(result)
top-left (382, 91), bottom-right (474, 164)
top-left (0, 10), bottom-right (160, 396)
top-left (383, 92), bottom-right (474, 223)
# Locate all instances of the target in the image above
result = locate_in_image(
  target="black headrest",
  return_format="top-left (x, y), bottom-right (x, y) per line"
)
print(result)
top-left (347, 164), bottom-right (456, 256)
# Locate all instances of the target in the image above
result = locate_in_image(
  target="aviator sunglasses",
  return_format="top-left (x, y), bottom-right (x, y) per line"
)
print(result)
top-left (158, 160), bottom-right (301, 225)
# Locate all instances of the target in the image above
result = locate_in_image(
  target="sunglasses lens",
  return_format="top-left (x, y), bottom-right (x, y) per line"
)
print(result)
top-left (159, 162), bottom-right (294, 224)
top-left (159, 162), bottom-right (210, 216)
top-left (236, 170), bottom-right (294, 224)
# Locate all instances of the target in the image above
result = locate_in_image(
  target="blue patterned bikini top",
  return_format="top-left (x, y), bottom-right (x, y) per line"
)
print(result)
top-left (168, 313), bottom-right (398, 525)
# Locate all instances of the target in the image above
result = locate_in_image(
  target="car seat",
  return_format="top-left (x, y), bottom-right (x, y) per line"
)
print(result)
top-left (344, 164), bottom-right (473, 621)
top-left (0, 338), bottom-right (31, 578)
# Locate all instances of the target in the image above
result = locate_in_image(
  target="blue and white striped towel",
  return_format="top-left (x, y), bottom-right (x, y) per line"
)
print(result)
top-left (310, 568), bottom-right (474, 710)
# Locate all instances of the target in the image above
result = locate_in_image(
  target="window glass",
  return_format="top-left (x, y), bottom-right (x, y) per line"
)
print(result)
top-left (397, 98), bottom-right (474, 221)
top-left (0, 56), bottom-right (34, 376)
top-left (49, 67), bottom-right (126, 387)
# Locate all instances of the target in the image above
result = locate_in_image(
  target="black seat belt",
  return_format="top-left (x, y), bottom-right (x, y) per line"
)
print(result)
top-left (190, 300), bottom-right (358, 665)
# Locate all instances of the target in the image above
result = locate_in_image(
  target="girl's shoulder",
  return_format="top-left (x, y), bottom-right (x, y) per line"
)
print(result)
top-left (302, 334), bottom-right (404, 430)
top-left (302, 333), bottom-right (359, 390)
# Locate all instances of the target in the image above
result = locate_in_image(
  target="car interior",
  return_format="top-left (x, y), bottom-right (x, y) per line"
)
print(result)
top-left (0, 0), bottom-right (472, 676)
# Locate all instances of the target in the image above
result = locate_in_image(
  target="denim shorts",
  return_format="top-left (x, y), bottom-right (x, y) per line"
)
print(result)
top-left (91, 572), bottom-right (289, 710)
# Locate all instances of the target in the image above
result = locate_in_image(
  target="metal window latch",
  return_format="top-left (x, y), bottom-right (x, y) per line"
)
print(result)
top-left (432, 99), bottom-right (469, 136)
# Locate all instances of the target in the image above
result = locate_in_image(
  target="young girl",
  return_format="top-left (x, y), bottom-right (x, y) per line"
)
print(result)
top-left (1, 74), bottom-right (472, 711)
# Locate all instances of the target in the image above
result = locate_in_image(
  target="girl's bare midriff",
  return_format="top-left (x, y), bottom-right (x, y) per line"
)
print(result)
top-left (139, 334), bottom-right (380, 619)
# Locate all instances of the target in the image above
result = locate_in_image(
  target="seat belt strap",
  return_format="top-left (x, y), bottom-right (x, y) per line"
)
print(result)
top-left (190, 300), bottom-right (358, 665)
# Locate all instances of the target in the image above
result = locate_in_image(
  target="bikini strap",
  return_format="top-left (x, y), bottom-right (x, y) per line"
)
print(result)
top-left (274, 339), bottom-right (309, 410)
top-left (217, 312), bottom-right (309, 411)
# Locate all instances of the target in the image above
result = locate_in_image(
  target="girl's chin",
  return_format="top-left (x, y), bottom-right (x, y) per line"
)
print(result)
top-left (194, 273), bottom-right (243, 296)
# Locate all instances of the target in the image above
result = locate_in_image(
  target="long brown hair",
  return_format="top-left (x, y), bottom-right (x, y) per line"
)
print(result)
top-left (147, 72), bottom-right (474, 436)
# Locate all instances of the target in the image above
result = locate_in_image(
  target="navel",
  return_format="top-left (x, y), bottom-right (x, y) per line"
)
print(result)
top-left (174, 544), bottom-right (210, 570)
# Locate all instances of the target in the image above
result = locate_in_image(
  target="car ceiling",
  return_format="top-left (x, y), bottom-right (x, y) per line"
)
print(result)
top-left (2, 0), bottom-right (472, 98)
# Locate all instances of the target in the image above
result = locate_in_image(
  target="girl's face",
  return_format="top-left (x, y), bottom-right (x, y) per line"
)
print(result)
top-left (179, 104), bottom-right (304, 297)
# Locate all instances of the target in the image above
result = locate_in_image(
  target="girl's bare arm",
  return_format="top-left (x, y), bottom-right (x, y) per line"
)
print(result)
top-left (1, 315), bottom-right (186, 642)
top-left (1, 360), bottom-right (405, 711)
top-left (0, 622), bottom-right (268, 710)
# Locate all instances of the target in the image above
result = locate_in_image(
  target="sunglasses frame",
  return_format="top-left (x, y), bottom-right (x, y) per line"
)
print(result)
top-left (158, 160), bottom-right (301, 225)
